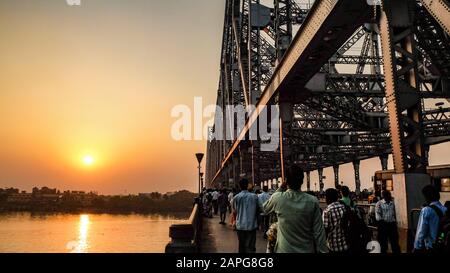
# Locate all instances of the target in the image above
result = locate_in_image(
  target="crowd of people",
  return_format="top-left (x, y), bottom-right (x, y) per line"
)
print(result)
top-left (200, 166), bottom-right (450, 254)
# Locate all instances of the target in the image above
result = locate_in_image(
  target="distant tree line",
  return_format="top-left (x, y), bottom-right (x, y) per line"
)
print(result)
top-left (0, 188), bottom-right (197, 215)
top-left (87, 191), bottom-right (197, 214)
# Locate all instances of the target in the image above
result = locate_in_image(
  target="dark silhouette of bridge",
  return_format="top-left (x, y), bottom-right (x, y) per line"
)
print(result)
top-left (168, 0), bottom-right (450, 253)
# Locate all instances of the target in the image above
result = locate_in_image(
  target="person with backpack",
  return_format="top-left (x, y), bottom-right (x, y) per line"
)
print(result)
top-left (375, 190), bottom-right (400, 253)
top-left (338, 191), bottom-right (370, 253)
top-left (414, 185), bottom-right (447, 253)
top-left (323, 188), bottom-right (349, 253)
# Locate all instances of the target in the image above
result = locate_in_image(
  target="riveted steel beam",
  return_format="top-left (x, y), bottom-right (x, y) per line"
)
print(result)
top-left (379, 0), bottom-right (428, 173)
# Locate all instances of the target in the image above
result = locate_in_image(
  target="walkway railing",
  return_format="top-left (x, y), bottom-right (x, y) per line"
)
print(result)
top-left (165, 199), bottom-right (202, 253)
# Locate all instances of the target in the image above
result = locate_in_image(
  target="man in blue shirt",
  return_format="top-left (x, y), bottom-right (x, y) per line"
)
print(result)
top-left (414, 185), bottom-right (447, 252)
top-left (232, 178), bottom-right (259, 253)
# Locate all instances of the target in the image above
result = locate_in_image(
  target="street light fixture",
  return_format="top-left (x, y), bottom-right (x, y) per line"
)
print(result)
top-left (195, 153), bottom-right (204, 195)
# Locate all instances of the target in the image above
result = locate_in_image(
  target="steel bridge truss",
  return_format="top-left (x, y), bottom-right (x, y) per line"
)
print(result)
top-left (205, 0), bottom-right (450, 195)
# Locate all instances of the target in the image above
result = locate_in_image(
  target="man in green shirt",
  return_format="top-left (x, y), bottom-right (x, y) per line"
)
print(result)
top-left (263, 166), bottom-right (328, 253)
top-left (340, 186), bottom-right (355, 208)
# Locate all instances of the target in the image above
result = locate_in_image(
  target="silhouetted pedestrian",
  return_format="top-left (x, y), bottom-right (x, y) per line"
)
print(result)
top-left (263, 166), bottom-right (327, 253)
top-left (233, 179), bottom-right (259, 253)
top-left (212, 189), bottom-right (219, 215)
top-left (218, 189), bottom-right (228, 225)
top-left (414, 185), bottom-right (447, 252)
top-left (323, 188), bottom-right (348, 253)
top-left (375, 190), bottom-right (400, 253)
top-left (258, 186), bottom-right (271, 238)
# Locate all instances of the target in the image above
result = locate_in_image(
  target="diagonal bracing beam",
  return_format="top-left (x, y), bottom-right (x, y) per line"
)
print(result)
top-left (210, 0), bottom-right (373, 184)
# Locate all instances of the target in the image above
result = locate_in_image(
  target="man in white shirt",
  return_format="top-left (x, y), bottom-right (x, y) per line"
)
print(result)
top-left (375, 190), bottom-right (400, 253)
top-left (228, 189), bottom-right (235, 213)
top-left (212, 189), bottom-right (219, 215)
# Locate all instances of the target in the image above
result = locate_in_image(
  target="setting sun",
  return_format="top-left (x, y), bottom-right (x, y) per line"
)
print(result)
top-left (82, 155), bottom-right (95, 166)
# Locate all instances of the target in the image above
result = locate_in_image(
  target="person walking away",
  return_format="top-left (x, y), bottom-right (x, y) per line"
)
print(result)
top-left (201, 188), bottom-right (208, 216)
top-left (228, 188), bottom-right (237, 226)
top-left (323, 188), bottom-right (349, 253)
top-left (212, 189), bottom-right (219, 215)
top-left (258, 186), bottom-right (271, 239)
top-left (218, 189), bottom-right (229, 225)
top-left (340, 186), bottom-right (355, 208)
top-left (368, 197), bottom-right (379, 227)
top-left (233, 179), bottom-right (259, 253)
top-left (338, 186), bottom-right (369, 253)
top-left (228, 188), bottom-right (235, 214)
top-left (205, 190), bottom-right (213, 218)
top-left (414, 185), bottom-right (448, 253)
top-left (263, 166), bottom-right (328, 253)
top-left (375, 190), bottom-right (400, 253)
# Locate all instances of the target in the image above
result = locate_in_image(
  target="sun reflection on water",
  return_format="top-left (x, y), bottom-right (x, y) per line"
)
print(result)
top-left (72, 214), bottom-right (90, 253)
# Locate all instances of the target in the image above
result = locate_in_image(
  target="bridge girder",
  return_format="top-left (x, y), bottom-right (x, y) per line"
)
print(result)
top-left (205, 0), bottom-right (450, 190)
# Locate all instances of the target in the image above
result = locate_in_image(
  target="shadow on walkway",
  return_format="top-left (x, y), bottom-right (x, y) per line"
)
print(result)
top-left (201, 214), bottom-right (267, 253)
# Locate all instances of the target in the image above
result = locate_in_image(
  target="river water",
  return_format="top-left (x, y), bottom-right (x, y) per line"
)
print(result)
top-left (0, 212), bottom-right (185, 253)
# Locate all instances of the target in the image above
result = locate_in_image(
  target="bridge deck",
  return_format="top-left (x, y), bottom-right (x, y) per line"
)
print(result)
top-left (201, 215), bottom-right (267, 253)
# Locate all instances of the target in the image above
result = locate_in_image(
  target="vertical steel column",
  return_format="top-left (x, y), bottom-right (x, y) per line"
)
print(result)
top-left (205, 140), bottom-right (211, 187)
top-left (274, 1), bottom-right (293, 183)
top-left (380, 0), bottom-right (428, 174)
top-left (380, 154), bottom-right (389, 170)
top-left (306, 171), bottom-right (311, 192)
top-left (251, 144), bottom-right (260, 187)
top-left (279, 117), bottom-right (286, 182)
top-left (274, 0), bottom-right (293, 62)
top-left (239, 146), bottom-right (243, 180)
top-left (318, 168), bottom-right (324, 194)
top-left (353, 160), bottom-right (361, 196)
top-left (232, 154), bottom-right (237, 188)
top-left (248, 0), bottom-right (262, 105)
top-left (379, 0), bottom-right (431, 252)
top-left (279, 102), bottom-right (293, 183)
top-left (333, 165), bottom-right (340, 189)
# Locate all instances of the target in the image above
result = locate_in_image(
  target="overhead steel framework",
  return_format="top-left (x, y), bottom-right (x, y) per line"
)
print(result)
top-left (205, 0), bottom-right (450, 207)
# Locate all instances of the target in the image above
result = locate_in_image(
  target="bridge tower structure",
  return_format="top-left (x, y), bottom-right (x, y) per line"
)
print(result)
top-left (205, 0), bottom-right (450, 251)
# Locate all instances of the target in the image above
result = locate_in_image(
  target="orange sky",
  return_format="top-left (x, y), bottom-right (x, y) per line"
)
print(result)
top-left (0, 0), bottom-right (222, 194)
top-left (0, 0), bottom-right (448, 194)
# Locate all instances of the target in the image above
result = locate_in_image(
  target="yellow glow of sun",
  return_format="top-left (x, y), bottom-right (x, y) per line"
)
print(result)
top-left (82, 155), bottom-right (95, 166)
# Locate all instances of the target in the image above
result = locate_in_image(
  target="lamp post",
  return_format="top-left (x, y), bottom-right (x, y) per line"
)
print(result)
top-left (195, 153), bottom-right (204, 195)
top-left (200, 172), bottom-right (204, 191)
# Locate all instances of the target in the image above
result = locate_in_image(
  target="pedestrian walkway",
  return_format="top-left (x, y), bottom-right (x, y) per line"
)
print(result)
top-left (201, 214), bottom-right (267, 253)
